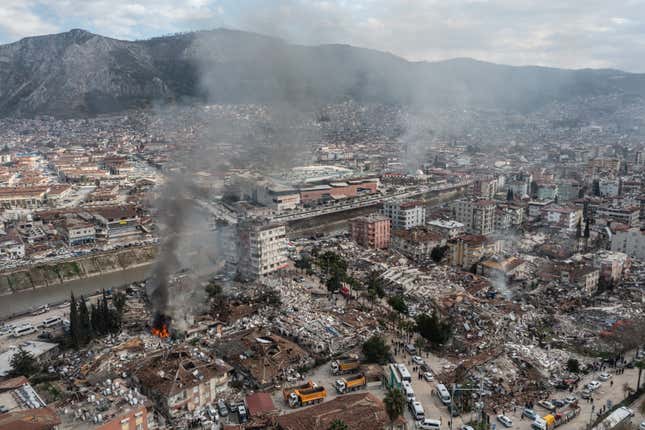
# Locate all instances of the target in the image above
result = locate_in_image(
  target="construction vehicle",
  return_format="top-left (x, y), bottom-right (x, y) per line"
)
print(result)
top-left (282, 380), bottom-right (316, 403)
top-left (335, 373), bottom-right (366, 394)
top-left (330, 356), bottom-right (360, 375)
top-left (288, 386), bottom-right (327, 408)
top-left (532, 405), bottom-right (581, 430)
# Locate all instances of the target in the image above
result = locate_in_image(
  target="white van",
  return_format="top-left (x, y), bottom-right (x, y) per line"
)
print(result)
top-left (418, 419), bottom-right (441, 430)
top-left (402, 381), bottom-right (415, 401)
top-left (435, 384), bottom-right (451, 406)
top-left (409, 400), bottom-right (425, 421)
top-left (13, 324), bottom-right (36, 337)
top-left (41, 316), bottom-right (62, 328)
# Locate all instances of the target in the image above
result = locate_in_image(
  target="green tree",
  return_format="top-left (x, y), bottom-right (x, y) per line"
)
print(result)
top-left (112, 291), bottom-right (127, 314)
top-left (326, 272), bottom-right (342, 293)
top-left (205, 282), bottom-right (223, 299)
top-left (69, 293), bottom-right (80, 348)
top-left (430, 245), bottom-right (448, 263)
top-left (416, 312), bottom-right (452, 346)
top-left (506, 188), bottom-right (514, 201)
top-left (328, 419), bottom-right (349, 430)
top-left (10, 347), bottom-right (39, 377)
top-left (383, 387), bottom-right (406, 427)
top-left (388, 295), bottom-right (408, 315)
top-left (362, 335), bottom-right (391, 364)
top-left (636, 360), bottom-right (644, 392)
top-left (566, 358), bottom-right (580, 373)
top-left (639, 398), bottom-right (645, 415)
top-left (78, 295), bottom-right (91, 345)
top-left (295, 256), bottom-right (312, 271)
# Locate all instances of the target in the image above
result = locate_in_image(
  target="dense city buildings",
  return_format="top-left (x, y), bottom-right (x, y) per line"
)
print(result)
top-left (381, 200), bottom-right (426, 230)
top-left (350, 214), bottom-right (391, 249)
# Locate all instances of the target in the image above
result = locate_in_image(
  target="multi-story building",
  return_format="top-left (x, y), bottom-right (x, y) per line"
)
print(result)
top-left (0, 229), bottom-right (25, 259)
top-left (60, 218), bottom-right (96, 246)
top-left (381, 200), bottom-right (426, 230)
top-left (536, 183), bottom-right (558, 200)
top-left (593, 251), bottom-right (630, 285)
top-left (0, 376), bottom-right (60, 430)
top-left (541, 205), bottom-right (583, 231)
top-left (131, 348), bottom-right (232, 420)
top-left (494, 203), bottom-right (525, 231)
top-left (447, 234), bottom-right (502, 269)
top-left (596, 205), bottom-right (640, 227)
top-left (237, 222), bottom-right (288, 279)
top-left (452, 198), bottom-right (496, 235)
top-left (350, 214), bottom-right (391, 249)
top-left (390, 228), bottom-right (444, 261)
top-left (588, 157), bottom-right (621, 174)
top-left (427, 219), bottom-right (465, 238)
top-left (473, 176), bottom-right (498, 199)
top-left (599, 178), bottom-right (621, 197)
top-left (557, 179), bottom-right (582, 201)
top-left (506, 180), bottom-right (529, 199)
top-left (611, 228), bottom-right (645, 260)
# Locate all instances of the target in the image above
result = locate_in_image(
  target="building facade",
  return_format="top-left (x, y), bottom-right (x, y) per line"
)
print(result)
top-left (452, 198), bottom-right (496, 235)
top-left (382, 200), bottom-right (426, 230)
top-left (350, 214), bottom-right (391, 249)
top-left (237, 222), bottom-right (288, 279)
top-left (611, 228), bottom-right (645, 260)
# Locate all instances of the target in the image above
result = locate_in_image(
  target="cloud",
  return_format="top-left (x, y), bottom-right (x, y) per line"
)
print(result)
top-left (1, 0), bottom-right (644, 72)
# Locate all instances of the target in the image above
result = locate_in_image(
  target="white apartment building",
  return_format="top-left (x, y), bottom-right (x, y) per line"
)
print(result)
top-left (542, 206), bottom-right (582, 231)
top-left (382, 200), bottom-right (426, 230)
top-left (452, 198), bottom-right (496, 235)
top-left (238, 222), bottom-right (288, 279)
top-left (611, 228), bottom-right (645, 260)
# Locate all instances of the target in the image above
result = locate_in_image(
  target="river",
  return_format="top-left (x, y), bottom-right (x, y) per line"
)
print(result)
top-left (0, 264), bottom-right (153, 320)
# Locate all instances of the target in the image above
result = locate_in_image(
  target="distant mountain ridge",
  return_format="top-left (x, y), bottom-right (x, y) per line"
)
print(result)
top-left (0, 28), bottom-right (644, 117)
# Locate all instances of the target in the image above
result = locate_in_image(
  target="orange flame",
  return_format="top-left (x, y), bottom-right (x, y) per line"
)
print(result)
top-left (152, 324), bottom-right (169, 339)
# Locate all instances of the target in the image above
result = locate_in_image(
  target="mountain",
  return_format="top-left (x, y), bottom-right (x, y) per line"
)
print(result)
top-left (0, 28), bottom-right (644, 117)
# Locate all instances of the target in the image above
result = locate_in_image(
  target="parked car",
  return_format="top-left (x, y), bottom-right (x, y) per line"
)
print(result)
top-left (217, 400), bottom-right (228, 417)
top-left (412, 355), bottom-right (425, 365)
top-left (417, 419), bottom-right (441, 430)
top-left (237, 405), bottom-right (248, 423)
top-left (423, 372), bottom-right (434, 382)
top-left (497, 415), bottom-right (513, 428)
top-left (522, 409), bottom-right (537, 420)
top-left (551, 399), bottom-right (565, 408)
top-left (581, 390), bottom-right (592, 399)
top-left (538, 400), bottom-right (556, 412)
top-left (598, 372), bottom-right (610, 381)
top-left (564, 395), bottom-right (577, 405)
top-left (639, 421), bottom-right (645, 430)
top-left (405, 344), bottom-right (417, 354)
top-left (587, 380), bottom-right (601, 391)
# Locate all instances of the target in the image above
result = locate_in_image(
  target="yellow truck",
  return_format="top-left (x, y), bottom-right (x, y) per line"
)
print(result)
top-left (335, 373), bottom-right (366, 394)
top-left (532, 405), bottom-right (581, 430)
top-left (288, 386), bottom-right (327, 408)
top-left (330, 356), bottom-right (360, 375)
top-left (282, 380), bottom-right (315, 403)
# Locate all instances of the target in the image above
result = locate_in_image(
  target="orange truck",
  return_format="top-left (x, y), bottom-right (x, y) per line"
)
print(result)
top-left (287, 386), bottom-right (327, 408)
top-left (330, 356), bottom-right (360, 375)
top-left (282, 380), bottom-right (315, 403)
top-left (335, 373), bottom-right (366, 394)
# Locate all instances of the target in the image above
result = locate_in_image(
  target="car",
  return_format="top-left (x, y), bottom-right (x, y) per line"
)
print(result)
top-left (564, 395), bottom-right (577, 405)
top-left (522, 408), bottom-right (537, 420)
top-left (206, 405), bottom-right (218, 421)
top-left (580, 390), bottom-right (592, 399)
top-left (639, 421), bottom-right (645, 430)
top-left (417, 419), bottom-right (441, 430)
top-left (497, 415), bottom-right (513, 428)
top-left (237, 405), bottom-right (248, 423)
top-left (405, 344), bottom-right (417, 354)
top-left (217, 400), bottom-right (228, 417)
top-left (423, 372), bottom-right (434, 382)
top-left (461, 426), bottom-right (474, 430)
top-left (412, 356), bottom-right (425, 365)
top-left (538, 400), bottom-right (556, 412)
top-left (551, 399), bottom-right (565, 408)
top-left (598, 372), bottom-right (610, 381)
top-left (587, 380), bottom-right (601, 391)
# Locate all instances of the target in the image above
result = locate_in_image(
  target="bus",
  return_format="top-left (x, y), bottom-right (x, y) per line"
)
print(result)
top-left (13, 324), bottom-right (36, 337)
top-left (41, 316), bottom-right (62, 328)
top-left (396, 363), bottom-right (412, 383)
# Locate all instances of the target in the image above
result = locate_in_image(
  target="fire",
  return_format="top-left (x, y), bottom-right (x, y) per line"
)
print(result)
top-left (152, 324), bottom-right (169, 339)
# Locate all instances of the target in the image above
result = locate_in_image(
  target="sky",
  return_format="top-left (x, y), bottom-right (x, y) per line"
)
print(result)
top-left (1, 0), bottom-right (644, 72)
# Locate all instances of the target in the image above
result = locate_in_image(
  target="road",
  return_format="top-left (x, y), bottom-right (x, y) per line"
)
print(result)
top-left (0, 264), bottom-right (152, 320)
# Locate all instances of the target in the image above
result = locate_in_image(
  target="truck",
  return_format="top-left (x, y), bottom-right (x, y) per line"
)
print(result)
top-left (331, 356), bottom-right (360, 375)
top-left (282, 380), bottom-right (316, 403)
top-left (335, 373), bottom-right (366, 394)
top-left (532, 405), bottom-right (581, 430)
top-left (287, 386), bottom-right (327, 408)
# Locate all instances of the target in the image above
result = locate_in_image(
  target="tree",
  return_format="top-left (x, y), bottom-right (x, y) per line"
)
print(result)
top-left (388, 295), bottom-right (408, 315)
top-left (328, 419), bottom-right (348, 430)
top-left (506, 188), bottom-right (514, 201)
top-left (592, 179), bottom-right (601, 196)
top-left (575, 219), bottom-right (582, 239)
top-left (295, 256), bottom-right (312, 271)
top-left (584, 218), bottom-right (590, 238)
top-left (69, 293), bottom-right (80, 348)
top-left (326, 273), bottom-right (342, 293)
top-left (367, 271), bottom-right (385, 298)
top-left (78, 295), bottom-right (91, 344)
top-left (383, 387), bottom-right (406, 427)
top-left (530, 181), bottom-right (539, 198)
top-left (566, 358), bottom-right (580, 373)
top-left (10, 347), bottom-right (39, 377)
top-left (635, 360), bottom-right (644, 392)
top-left (205, 282), bottom-right (223, 299)
top-left (416, 312), bottom-right (452, 346)
top-left (431, 245), bottom-right (448, 263)
top-left (362, 335), bottom-right (391, 364)
top-left (112, 291), bottom-right (127, 314)
top-left (639, 398), bottom-right (645, 415)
